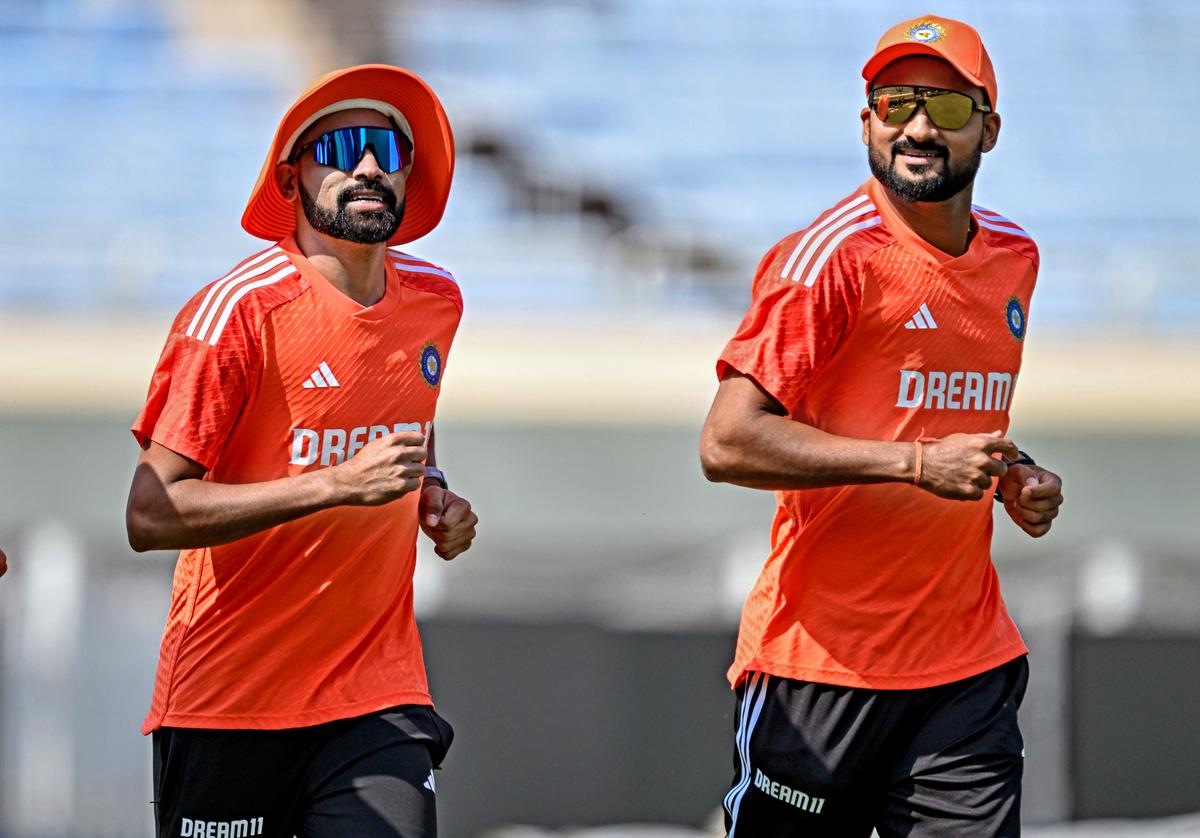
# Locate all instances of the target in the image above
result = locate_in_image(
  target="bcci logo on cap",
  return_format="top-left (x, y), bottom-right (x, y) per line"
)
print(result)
top-left (420, 342), bottom-right (443, 387)
top-left (1005, 296), bottom-right (1027, 340)
top-left (905, 20), bottom-right (947, 43)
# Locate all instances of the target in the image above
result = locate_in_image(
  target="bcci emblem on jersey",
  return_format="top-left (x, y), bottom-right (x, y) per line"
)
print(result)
top-left (1005, 297), bottom-right (1027, 340)
top-left (420, 342), bottom-right (443, 388)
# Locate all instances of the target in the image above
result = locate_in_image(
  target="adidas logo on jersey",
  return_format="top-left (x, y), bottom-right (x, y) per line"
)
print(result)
top-left (302, 361), bottom-right (340, 389)
top-left (904, 303), bottom-right (939, 330)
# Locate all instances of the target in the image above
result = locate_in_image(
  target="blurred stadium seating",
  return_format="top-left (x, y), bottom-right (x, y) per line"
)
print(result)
top-left (0, 0), bottom-right (299, 311)
top-left (396, 0), bottom-right (1200, 325)
top-left (1, 1), bottom-right (1198, 837)
top-left (2, 0), bottom-right (1198, 326)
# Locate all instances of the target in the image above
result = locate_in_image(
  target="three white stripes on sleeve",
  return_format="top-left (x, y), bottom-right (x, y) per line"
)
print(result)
top-left (184, 247), bottom-right (295, 346)
top-left (779, 196), bottom-right (1029, 289)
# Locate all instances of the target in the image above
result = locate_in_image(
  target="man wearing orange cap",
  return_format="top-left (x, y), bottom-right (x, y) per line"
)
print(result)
top-left (126, 65), bottom-right (475, 837)
top-left (702, 15), bottom-right (1063, 837)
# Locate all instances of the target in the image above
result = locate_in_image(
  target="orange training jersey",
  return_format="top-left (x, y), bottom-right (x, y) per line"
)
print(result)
top-left (718, 177), bottom-right (1038, 690)
top-left (133, 238), bottom-right (462, 732)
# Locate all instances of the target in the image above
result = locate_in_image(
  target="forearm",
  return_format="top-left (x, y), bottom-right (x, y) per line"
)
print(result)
top-left (127, 466), bottom-right (347, 551)
top-left (701, 410), bottom-right (915, 491)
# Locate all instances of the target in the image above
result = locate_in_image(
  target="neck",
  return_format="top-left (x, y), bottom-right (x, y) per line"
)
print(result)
top-left (878, 183), bottom-right (976, 256)
top-left (295, 226), bottom-right (388, 306)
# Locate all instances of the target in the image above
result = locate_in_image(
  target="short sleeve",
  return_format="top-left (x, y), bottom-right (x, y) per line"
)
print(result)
top-left (717, 239), bottom-right (863, 416)
top-left (132, 300), bottom-right (260, 470)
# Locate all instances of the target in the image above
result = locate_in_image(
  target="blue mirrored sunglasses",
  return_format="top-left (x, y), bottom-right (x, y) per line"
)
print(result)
top-left (293, 126), bottom-right (413, 173)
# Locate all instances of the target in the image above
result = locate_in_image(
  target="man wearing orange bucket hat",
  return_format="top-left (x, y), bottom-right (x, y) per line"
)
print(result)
top-left (702, 16), bottom-right (1063, 836)
top-left (126, 65), bottom-right (476, 837)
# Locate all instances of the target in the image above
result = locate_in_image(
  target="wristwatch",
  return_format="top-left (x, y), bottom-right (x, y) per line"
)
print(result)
top-left (423, 466), bottom-right (448, 489)
top-left (994, 450), bottom-right (1035, 502)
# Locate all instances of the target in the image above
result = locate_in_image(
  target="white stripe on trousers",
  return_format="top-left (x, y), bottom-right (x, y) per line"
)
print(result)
top-left (724, 672), bottom-right (770, 836)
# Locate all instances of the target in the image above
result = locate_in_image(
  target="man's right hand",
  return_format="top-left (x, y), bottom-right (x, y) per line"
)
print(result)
top-left (330, 432), bottom-right (428, 506)
top-left (918, 431), bottom-right (1019, 501)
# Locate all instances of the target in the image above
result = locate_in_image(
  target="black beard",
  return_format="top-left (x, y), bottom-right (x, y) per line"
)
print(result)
top-left (299, 179), bottom-right (404, 244)
top-left (868, 134), bottom-right (982, 203)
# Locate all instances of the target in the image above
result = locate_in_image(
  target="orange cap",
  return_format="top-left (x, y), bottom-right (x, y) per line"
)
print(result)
top-left (242, 64), bottom-right (455, 246)
top-left (862, 15), bottom-right (997, 108)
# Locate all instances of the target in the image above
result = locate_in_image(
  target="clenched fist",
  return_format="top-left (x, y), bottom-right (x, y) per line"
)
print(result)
top-left (918, 431), bottom-right (1019, 501)
top-left (329, 432), bottom-right (427, 506)
top-left (997, 462), bottom-right (1063, 538)
top-left (419, 484), bottom-right (478, 560)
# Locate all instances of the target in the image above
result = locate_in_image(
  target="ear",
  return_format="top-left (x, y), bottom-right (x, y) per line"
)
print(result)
top-left (981, 112), bottom-right (1001, 153)
top-left (275, 162), bottom-right (298, 201)
top-left (860, 107), bottom-right (872, 146)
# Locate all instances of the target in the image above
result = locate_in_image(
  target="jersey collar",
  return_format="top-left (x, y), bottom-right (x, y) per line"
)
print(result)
top-left (865, 177), bottom-right (985, 271)
top-left (278, 236), bottom-right (403, 321)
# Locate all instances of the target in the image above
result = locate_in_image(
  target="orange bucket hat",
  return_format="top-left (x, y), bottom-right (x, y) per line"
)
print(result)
top-left (241, 64), bottom-right (455, 246)
top-left (862, 15), bottom-right (998, 108)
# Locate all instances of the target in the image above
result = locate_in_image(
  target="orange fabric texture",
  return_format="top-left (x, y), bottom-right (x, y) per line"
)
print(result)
top-left (718, 177), bottom-right (1038, 690)
top-left (133, 239), bottom-right (462, 732)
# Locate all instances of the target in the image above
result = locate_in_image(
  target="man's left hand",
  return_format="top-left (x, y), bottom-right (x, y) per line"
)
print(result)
top-left (419, 485), bottom-right (479, 560)
top-left (997, 463), bottom-right (1063, 538)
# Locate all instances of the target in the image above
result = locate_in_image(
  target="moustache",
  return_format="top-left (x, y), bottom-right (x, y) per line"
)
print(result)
top-left (337, 182), bottom-right (398, 210)
top-left (891, 140), bottom-right (948, 159)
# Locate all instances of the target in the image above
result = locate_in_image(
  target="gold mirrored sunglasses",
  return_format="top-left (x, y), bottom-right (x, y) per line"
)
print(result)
top-left (868, 86), bottom-right (991, 131)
